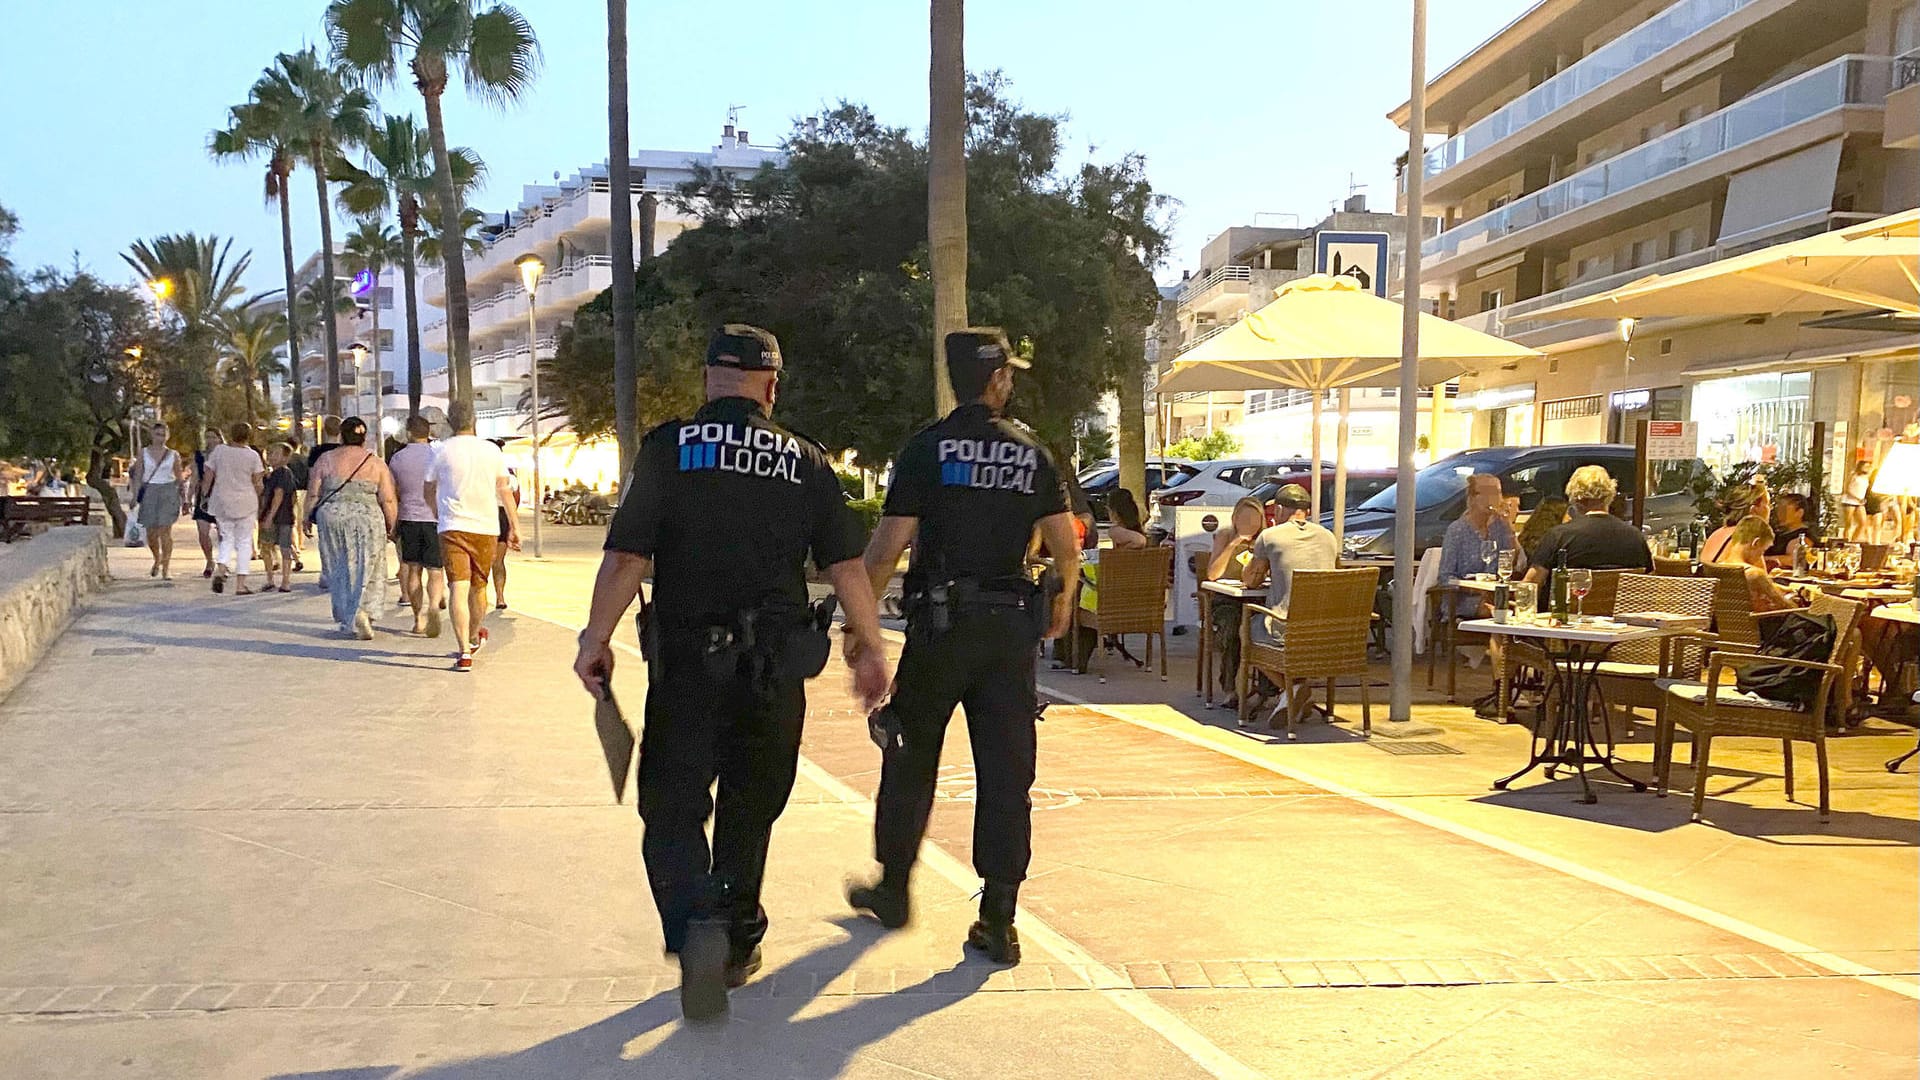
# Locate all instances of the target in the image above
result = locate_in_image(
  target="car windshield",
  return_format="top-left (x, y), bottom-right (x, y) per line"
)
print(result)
top-left (1080, 468), bottom-right (1117, 489)
top-left (1159, 468), bottom-right (1192, 489)
top-left (1357, 458), bottom-right (1480, 512)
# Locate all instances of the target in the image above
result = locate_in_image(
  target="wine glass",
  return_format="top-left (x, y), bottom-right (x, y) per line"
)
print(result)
top-left (1567, 568), bottom-right (1593, 622)
top-left (1843, 543), bottom-right (1862, 578)
top-left (1497, 547), bottom-right (1516, 581)
top-left (1479, 536), bottom-right (1499, 577)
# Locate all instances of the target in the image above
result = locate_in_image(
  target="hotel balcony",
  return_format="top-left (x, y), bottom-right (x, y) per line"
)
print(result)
top-left (1422, 55), bottom-right (1893, 281)
top-left (1174, 265), bottom-right (1252, 317)
top-left (1419, 0), bottom-right (1801, 202)
top-left (420, 256), bottom-right (613, 353)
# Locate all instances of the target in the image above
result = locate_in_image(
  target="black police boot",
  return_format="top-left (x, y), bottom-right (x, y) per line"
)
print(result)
top-left (964, 881), bottom-right (1021, 965)
top-left (846, 869), bottom-right (911, 930)
top-left (677, 916), bottom-right (730, 1023)
top-left (724, 943), bottom-right (763, 989)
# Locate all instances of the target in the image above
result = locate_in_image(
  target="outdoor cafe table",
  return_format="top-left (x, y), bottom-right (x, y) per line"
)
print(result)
top-left (1198, 578), bottom-right (1264, 707)
top-left (1458, 616), bottom-right (1697, 804)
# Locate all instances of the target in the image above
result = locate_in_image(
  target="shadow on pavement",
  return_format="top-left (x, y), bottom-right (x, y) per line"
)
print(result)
top-left (269, 920), bottom-right (994, 1080)
top-left (1474, 771), bottom-right (1920, 845)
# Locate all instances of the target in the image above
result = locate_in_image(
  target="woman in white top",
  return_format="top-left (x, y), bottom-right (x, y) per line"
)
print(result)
top-left (130, 421), bottom-right (187, 580)
top-left (1841, 456), bottom-right (1875, 541)
top-left (201, 421), bottom-right (266, 595)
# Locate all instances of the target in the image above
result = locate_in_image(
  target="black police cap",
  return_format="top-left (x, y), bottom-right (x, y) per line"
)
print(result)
top-left (944, 328), bottom-right (1029, 382)
top-left (706, 324), bottom-right (783, 371)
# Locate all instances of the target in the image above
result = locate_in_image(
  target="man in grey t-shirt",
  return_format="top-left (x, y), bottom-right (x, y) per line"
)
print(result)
top-left (1241, 483), bottom-right (1338, 645)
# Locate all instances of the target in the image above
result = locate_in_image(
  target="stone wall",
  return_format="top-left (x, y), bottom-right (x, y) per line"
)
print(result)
top-left (0, 526), bottom-right (109, 703)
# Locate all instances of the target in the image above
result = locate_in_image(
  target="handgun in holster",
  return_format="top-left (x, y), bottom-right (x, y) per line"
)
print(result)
top-left (636, 603), bottom-right (664, 679)
top-left (907, 581), bottom-right (952, 642)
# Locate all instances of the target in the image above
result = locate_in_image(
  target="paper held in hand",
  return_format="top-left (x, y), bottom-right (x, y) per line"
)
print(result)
top-left (594, 689), bottom-right (637, 803)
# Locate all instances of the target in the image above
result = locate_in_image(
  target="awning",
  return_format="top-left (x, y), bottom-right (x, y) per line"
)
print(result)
top-left (1682, 341), bottom-right (1918, 380)
top-left (1525, 209), bottom-right (1920, 322)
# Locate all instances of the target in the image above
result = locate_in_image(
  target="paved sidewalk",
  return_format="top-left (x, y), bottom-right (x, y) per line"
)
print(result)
top-left (0, 536), bottom-right (1913, 1078)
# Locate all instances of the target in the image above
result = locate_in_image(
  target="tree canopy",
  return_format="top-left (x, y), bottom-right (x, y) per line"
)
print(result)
top-left (548, 75), bottom-right (1170, 468)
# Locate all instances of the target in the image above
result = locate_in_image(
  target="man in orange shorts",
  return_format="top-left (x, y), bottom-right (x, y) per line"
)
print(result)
top-left (425, 402), bottom-right (519, 671)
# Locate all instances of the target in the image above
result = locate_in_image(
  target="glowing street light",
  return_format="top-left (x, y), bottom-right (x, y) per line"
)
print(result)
top-left (514, 253), bottom-right (546, 558)
top-left (147, 278), bottom-right (173, 304)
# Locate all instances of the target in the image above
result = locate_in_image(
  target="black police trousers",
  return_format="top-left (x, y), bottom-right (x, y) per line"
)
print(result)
top-left (875, 607), bottom-right (1039, 885)
top-left (638, 637), bottom-right (805, 956)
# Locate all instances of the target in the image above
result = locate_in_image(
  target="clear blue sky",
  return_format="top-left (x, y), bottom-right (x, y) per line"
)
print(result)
top-left (0, 0), bottom-right (1533, 293)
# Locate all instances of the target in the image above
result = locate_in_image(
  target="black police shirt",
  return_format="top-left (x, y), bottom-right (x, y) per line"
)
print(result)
top-left (604, 397), bottom-right (865, 629)
top-left (883, 402), bottom-right (1069, 586)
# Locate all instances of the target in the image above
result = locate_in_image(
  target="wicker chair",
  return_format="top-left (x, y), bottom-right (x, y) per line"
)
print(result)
top-left (1498, 568), bottom-right (1624, 726)
top-left (1238, 567), bottom-right (1380, 739)
top-left (1700, 562), bottom-right (1762, 648)
top-left (1654, 594), bottom-right (1864, 823)
top-left (1071, 546), bottom-right (1171, 678)
top-left (1593, 573), bottom-right (1718, 734)
top-left (1653, 555), bottom-right (1694, 577)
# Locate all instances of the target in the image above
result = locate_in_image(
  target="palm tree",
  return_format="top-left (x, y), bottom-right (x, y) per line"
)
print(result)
top-left (340, 219), bottom-right (400, 423)
top-left (326, 0), bottom-right (541, 416)
top-left (295, 276), bottom-right (360, 430)
top-left (264, 48), bottom-right (375, 419)
top-left (607, 0), bottom-right (638, 473)
top-left (210, 77), bottom-right (308, 434)
top-left (219, 306), bottom-right (289, 423)
top-left (332, 114), bottom-right (485, 416)
top-left (929, 0), bottom-right (967, 417)
top-left (122, 235), bottom-right (254, 439)
top-left (416, 204), bottom-right (487, 268)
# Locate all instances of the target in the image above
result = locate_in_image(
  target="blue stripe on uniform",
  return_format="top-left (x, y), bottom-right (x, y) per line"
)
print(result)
top-left (679, 445), bottom-right (692, 470)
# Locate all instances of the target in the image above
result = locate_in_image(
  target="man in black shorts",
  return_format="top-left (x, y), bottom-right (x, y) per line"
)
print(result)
top-left (388, 415), bottom-right (445, 637)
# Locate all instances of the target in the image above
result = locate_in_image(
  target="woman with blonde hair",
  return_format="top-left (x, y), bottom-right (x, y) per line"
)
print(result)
top-left (1203, 496), bottom-right (1267, 706)
top-left (1718, 515), bottom-right (1798, 614)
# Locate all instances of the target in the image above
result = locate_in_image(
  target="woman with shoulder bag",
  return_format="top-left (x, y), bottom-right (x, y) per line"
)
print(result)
top-left (305, 418), bottom-right (399, 639)
top-left (130, 421), bottom-right (186, 580)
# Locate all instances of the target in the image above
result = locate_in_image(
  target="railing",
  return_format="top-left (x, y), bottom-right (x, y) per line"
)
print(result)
top-left (1176, 265), bottom-right (1252, 306)
top-left (1423, 0), bottom-right (1760, 180)
top-left (1424, 56), bottom-right (1890, 262)
top-left (469, 256), bottom-right (612, 313)
top-left (1896, 47), bottom-right (1920, 91)
top-left (1174, 321), bottom-right (1234, 356)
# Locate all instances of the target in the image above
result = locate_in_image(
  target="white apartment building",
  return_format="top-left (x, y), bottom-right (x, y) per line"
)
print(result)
top-left (415, 121), bottom-right (784, 487)
top-left (1153, 201), bottom-right (1437, 467)
top-left (1393, 0), bottom-right (1919, 477)
top-left (277, 251), bottom-right (442, 441)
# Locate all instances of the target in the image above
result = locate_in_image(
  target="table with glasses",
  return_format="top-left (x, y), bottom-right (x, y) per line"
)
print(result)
top-left (1198, 578), bottom-right (1265, 707)
top-left (1459, 614), bottom-right (1696, 804)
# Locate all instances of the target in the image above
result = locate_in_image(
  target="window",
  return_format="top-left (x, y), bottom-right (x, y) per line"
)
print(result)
top-left (1576, 255), bottom-right (1610, 280)
top-left (1479, 288), bottom-right (1505, 312)
top-left (1667, 226), bottom-right (1700, 256)
top-left (1680, 103), bottom-right (1710, 125)
top-left (1638, 121), bottom-right (1669, 145)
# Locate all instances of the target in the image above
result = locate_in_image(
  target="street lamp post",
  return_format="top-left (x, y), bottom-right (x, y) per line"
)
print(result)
top-left (348, 342), bottom-right (368, 424)
top-left (515, 254), bottom-right (545, 558)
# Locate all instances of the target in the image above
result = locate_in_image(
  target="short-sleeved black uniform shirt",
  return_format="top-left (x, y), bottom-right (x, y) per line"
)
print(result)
top-left (1530, 510), bottom-right (1655, 576)
top-left (883, 403), bottom-right (1069, 588)
top-left (604, 396), bottom-right (865, 630)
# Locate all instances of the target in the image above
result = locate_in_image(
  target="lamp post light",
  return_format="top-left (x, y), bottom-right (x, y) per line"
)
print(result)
top-left (348, 342), bottom-right (368, 423)
top-left (515, 253), bottom-right (545, 558)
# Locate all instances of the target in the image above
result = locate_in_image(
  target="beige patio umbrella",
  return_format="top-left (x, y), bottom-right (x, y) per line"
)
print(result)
top-left (1158, 274), bottom-right (1542, 541)
top-left (1525, 209), bottom-right (1920, 322)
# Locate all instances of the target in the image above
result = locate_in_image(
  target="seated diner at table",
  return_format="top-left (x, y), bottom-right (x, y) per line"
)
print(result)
top-left (1522, 465), bottom-right (1653, 600)
top-left (1203, 496), bottom-right (1266, 706)
top-left (1436, 473), bottom-right (1514, 618)
top-left (1510, 496), bottom-right (1566, 580)
top-left (1239, 483), bottom-right (1337, 722)
top-left (1699, 479), bottom-right (1769, 564)
top-left (1766, 491), bottom-right (1816, 569)
top-left (1716, 516), bottom-right (1800, 614)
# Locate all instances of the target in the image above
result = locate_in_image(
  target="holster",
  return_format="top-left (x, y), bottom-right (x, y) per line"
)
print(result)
top-left (636, 604), bottom-right (663, 679)
top-left (692, 597), bottom-right (837, 687)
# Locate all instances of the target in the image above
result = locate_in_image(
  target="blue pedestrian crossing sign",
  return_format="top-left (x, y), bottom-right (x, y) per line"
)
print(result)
top-left (1315, 231), bottom-right (1390, 297)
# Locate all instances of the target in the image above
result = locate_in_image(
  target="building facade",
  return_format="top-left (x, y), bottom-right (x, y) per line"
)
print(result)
top-left (1392, 0), bottom-right (1919, 482)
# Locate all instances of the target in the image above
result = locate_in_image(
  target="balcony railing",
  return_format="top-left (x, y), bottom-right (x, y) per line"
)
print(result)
top-left (1174, 321), bottom-right (1234, 356)
top-left (1896, 47), bottom-right (1920, 91)
top-left (1424, 56), bottom-right (1890, 262)
top-left (1176, 264), bottom-right (1252, 306)
top-left (1423, 0), bottom-right (1760, 180)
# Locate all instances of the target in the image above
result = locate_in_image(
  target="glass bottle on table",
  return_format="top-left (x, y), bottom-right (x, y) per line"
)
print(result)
top-left (1550, 552), bottom-right (1571, 624)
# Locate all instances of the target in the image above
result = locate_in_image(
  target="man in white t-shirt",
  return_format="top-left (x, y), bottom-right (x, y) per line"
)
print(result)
top-left (387, 415), bottom-right (445, 638)
top-left (424, 403), bottom-right (520, 670)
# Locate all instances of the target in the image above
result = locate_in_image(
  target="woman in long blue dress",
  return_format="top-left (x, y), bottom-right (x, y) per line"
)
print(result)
top-left (304, 418), bottom-right (398, 639)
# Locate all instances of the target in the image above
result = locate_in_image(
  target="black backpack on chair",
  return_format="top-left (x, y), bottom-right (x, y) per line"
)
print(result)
top-left (1734, 611), bottom-right (1836, 709)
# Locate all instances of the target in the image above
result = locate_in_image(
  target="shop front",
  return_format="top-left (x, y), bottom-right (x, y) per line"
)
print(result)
top-left (1689, 370), bottom-right (1813, 475)
top-left (1540, 393), bottom-right (1606, 446)
top-left (1605, 385), bottom-right (1685, 443)
top-left (1458, 383), bottom-right (1536, 448)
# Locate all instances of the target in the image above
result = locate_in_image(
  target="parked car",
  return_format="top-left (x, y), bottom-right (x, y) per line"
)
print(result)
top-left (1330, 444), bottom-right (1704, 561)
top-left (1249, 469), bottom-right (1399, 526)
top-left (1146, 458), bottom-right (1312, 527)
top-left (1081, 460), bottom-right (1198, 522)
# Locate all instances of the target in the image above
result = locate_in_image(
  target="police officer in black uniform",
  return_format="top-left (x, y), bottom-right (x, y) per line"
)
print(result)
top-left (573, 324), bottom-right (889, 1022)
top-left (847, 328), bottom-right (1080, 965)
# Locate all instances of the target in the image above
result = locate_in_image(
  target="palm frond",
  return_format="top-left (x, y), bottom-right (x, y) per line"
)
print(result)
top-left (461, 5), bottom-right (542, 107)
top-left (324, 0), bottom-right (404, 85)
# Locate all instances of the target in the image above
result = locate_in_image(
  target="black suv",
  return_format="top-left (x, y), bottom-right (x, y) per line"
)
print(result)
top-left (1332, 444), bottom-right (1705, 560)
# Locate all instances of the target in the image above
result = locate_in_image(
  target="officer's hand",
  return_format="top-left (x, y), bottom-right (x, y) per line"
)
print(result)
top-left (574, 635), bottom-right (614, 697)
top-left (846, 634), bottom-right (889, 712)
top-left (1044, 591), bottom-right (1073, 641)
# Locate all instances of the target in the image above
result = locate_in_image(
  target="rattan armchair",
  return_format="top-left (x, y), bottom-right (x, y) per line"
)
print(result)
top-left (1653, 555), bottom-right (1694, 577)
top-left (1654, 594), bottom-right (1864, 823)
top-left (1071, 546), bottom-right (1171, 678)
top-left (1593, 573), bottom-right (1717, 731)
top-left (1238, 567), bottom-right (1379, 739)
top-left (1699, 562), bottom-right (1762, 648)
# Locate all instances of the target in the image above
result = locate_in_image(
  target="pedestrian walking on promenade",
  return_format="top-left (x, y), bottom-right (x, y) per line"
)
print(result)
top-left (308, 417), bottom-right (344, 589)
top-left (129, 420), bottom-right (185, 581)
top-left (488, 438), bottom-right (518, 611)
top-left (572, 324), bottom-right (889, 1022)
top-left (285, 441), bottom-right (310, 573)
top-left (190, 428), bottom-right (224, 579)
top-left (202, 423), bottom-right (265, 596)
top-left (306, 418), bottom-right (397, 639)
top-left (849, 329), bottom-right (1078, 967)
top-left (389, 416), bottom-right (445, 637)
top-left (427, 403), bottom-right (517, 670)
top-left (257, 442), bottom-right (299, 593)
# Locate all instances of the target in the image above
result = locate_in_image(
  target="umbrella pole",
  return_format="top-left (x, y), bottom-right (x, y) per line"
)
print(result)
top-left (1311, 390), bottom-right (1324, 521)
top-left (1389, 0), bottom-right (1438, 736)
top-left (1335, 387), bottom-right (1351, 550)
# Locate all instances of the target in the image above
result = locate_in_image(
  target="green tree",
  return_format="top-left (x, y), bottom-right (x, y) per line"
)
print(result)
top-left (219, 305), bottom-right (289, 424)
top-left (210, 69), bottom-right (310, 433)
top-left (332, 114), bottom-right (485, 416)
top-left (121, 234), bottom-right (254, 440)
top-left (1165, 430), bottom-right (1242, 462)
top-left (340, 219), bottom-right (401, 416)
top-left (327, 0), bottom-right (541, 416)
